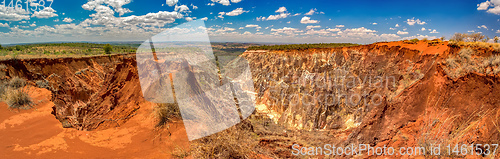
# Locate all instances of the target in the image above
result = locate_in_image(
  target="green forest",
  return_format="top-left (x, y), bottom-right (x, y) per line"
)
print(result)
top-left (247, 43), bottom-right (359, 50)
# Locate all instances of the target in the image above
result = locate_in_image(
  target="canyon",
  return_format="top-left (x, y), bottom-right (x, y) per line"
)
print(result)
top-left (0, 40), bottom-right (499, 158)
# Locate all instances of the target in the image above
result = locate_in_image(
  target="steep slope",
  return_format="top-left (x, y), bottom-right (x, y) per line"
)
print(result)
top-left (244, 40), bottom-right (500, 157)
top-left (0, 54), bottom-right (142, 130)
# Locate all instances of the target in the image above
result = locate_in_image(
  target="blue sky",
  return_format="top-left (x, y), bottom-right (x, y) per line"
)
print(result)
top-left (0, 0), bottom-right (499, 44)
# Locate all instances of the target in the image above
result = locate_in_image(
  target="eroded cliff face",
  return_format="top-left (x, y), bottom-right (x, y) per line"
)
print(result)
top-left (0, 54), bottom-right (143, 130)
top-left (243, 41), bottom-right (500, 156)
top-left (243, 44), bottom-right (438, 130)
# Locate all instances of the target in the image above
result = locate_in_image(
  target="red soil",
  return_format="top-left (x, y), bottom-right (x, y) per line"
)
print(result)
top-left (0, 87), bottom-right (190, 159)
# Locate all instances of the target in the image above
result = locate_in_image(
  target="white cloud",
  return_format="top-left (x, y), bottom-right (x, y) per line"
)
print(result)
top-left (306, 25), bottom-right (321, 29)
top-left (343, 27), bottom-right (376, 33)
top-left (0, 23), bottom-right (9, 27)
top-left (166, 0), bottom-right (178, 6)
top-left (0, 6), bottom-right (30, 21)
top-left (257, 7), bottom-right (295, 21)
top-left (496, 30), bottom-right (500, 33)
top-left (30, 23), bottom-right (36, 27)
top-left (207, 3), bottom-right (215, 6)
top-left (31, 7), bottom-right (58, 19)
top-left (326, 28), bottom-right (341, 32)
top-left (63, 18), bottom-right (74, 23)
top-left (395, 24), bottom-right (400, 27)
top-left (175, 5), bottom-right (191, 13)
top-left (389, 27), bottom-right (396, 30)
top-left (185, 17), bottom-right (193, 21)
top-left (397, 31), bottom-right (408, 35)
top-left (227, 8), bottom-right (248, 16)
top-left (477, 0), bottom-right (500, 14)
top-left (300, 16), bottom-right (319, 24)
top-left (402, 34), bottom-right (437, 40)
top-left (372, 23), bottom-right (377, 25)
top-left (430, 29), bottom-right (439, 33)
top-left (478, 1), bottom-right (491, 10)
top-left (82, 0), bottom-right (133, 16)
top-left (122, 11), bottom-right (183, 27)
top-left (231, 0), bottom-right (242, 3)
top-left (276, 7), bottom-right (287, 13)
top-left (468, 30), bottom-right (475, 32)
top-left (219, 8), bottom-right (248, 18)
top-left (191, 4), bottom-right (198, 9)
top-left (336, 25), bottom-right (344, 28)
top-left (54, 19), bottom-right (60, 22)
top-left (478, 25), bottom-right (488, 29)
top-left (380, 33), bottom-right (400, 40)
top-left (211, 0), bottom-right (231, 6)
top-left (304, 8), bottom-right (317, 15)
top-left (421, 27), bottom-right (426, 31)
top-left (303, 29), bottom-right (331, 35)
top-left (200, 17), bottom-right (208, 21)
top-left (271, 27), bottom-right (303, 36)
top-left (406, 17), bottom-right (426, 25)
top-left (245, 24), bottom-right (261, 29)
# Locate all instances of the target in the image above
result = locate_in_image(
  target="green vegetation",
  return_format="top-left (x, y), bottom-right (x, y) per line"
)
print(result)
top-left (104, 44), bottom-right (113, 54)
top-left (0, 43), bottom-right (137, 59)
top-left (247, 43), bottom-right (359, 50)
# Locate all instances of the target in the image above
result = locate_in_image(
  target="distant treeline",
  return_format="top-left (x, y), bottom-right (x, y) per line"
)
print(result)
top-left (247, 43), bottom-right (359, 50)
top-left (0, 43), bottom-right (137, 57)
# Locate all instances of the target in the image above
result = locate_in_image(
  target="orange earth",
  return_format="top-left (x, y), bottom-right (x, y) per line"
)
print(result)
top-left (0, 87), bottom-right (190, 159)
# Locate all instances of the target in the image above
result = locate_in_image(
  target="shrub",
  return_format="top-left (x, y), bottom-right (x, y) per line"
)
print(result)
top-left (410, 38), bottom-right (420, 43)
top-left (36, 79), bottom-right (50, 89)
top-left (104, 44), bottom-right (113, 54)
top-left (458, 48), bottom-right (473, 61)
top-left (5, 89), bottom-right (33, 110)
top-left (154, 103), bottom-right (181, 127)
top-left (9, 77), bottom-right (26, 89)
top-left (15, 45), bottom-right (23, 51)
top-left (450, 33), bottom-right (466, 42)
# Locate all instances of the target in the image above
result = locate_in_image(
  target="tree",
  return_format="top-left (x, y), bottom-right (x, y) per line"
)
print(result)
top-left (0, 44), bottom-right (3, 49)
top-left (494, 36), bottom-right (499, 43)
top-left (15, 45), bottom-right (23, 51)
top-left (450, 33), bottom-right (466, 42)
top-left (104, 44), bottom-right (112, 54)
top-left (440, 36), bottom-right (445, 41)
top-left (469, 33), bottom-right (485, 42)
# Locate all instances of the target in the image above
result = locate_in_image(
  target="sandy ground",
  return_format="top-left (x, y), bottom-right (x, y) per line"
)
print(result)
top-left (0, 87), bottom-right (191, 159)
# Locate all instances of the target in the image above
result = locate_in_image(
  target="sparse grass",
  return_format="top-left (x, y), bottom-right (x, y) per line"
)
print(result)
top-left (154, 103), bottom-right (181, 127)
top-left (417, 108), bottom-right (494, 157)
top-left (458, 48), bottom-right (473, 61)
top-left (190, 120), bottom-right (257, 159)
top-left (0, 64), bottom-right (6, 70)
top-left (171, 146), bottom-right (190, 158)
top-left (9, 77), bottom-right (26, 89)
top-left (4, 89), bottom-right (33, 110)
top-left (449, 41), bottom-right (500, 52)
top-left (0, 81), bottom-right (7, 99)
top-left (443, 48), bottom-right (500, 78)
